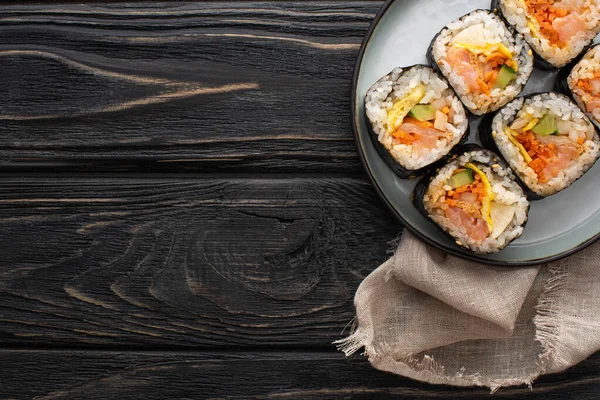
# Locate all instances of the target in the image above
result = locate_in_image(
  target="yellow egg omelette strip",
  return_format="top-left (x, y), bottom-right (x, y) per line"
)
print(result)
top-left (504, 127), bottom-right (533, 163)
top-left (522, 117), bottom-right (539, 132)
top-left (465, 162), bottom-right (494, 232)
top-left (453, 43), bottom-right (518, 71)
top-left (386, 85), bottom-right (425, 134)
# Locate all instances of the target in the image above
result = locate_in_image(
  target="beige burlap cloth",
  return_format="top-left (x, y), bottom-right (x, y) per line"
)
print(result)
top-left (335, 231), bottom-right (600, 392)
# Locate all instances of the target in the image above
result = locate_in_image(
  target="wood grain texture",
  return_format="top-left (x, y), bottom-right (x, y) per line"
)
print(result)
top-left (2, 350), bottom-right (600, 399)
top-left (0, 176), bottom-right (398, 347)
top-left (6, 2), bottom-right (599, 397)
top-left (0, 2), bottom-right (380, 172)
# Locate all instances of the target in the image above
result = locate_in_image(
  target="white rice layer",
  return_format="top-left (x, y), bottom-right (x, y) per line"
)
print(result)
top-left (568, 45), bottom-right (600, 127)
top-left (500, 0), bottom-right (600, 68)
top-left (422, 150), bottom-right (529, 254)
top-left (491, 93), bottom-right (600, 196)
top-left (431, 10), bottom-right (534, 115)
top-left (364, 66), bottom-right (468, 170)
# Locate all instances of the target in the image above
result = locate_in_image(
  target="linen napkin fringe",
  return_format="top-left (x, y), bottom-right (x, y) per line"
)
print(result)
top-left (532, 261), bottom-right (568, 373)
top-left (334, 248), bottom-right (570, 392)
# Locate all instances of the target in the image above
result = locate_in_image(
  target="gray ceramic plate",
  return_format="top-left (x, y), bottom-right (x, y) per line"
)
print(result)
top-left (353, 0), bottom-right (600, 265)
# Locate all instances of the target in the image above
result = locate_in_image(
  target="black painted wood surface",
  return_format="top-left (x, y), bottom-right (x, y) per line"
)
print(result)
top-left (1, 2), bottom-right (598, 399)
top-left (0, 2), bottom-right (379, 173)
top-left (3, 350), bottom-right (600, 399)
top-left (0, 176), bottom-right (397, 348)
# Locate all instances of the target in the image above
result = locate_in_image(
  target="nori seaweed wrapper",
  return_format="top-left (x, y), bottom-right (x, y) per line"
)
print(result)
top-left (478, 92), bottom-right (599, 200)
top-left (491, 0), bottom-right (597, 69)
top-left (554, 43), bottom-right (600, 130)
top-left (413, 144), bottom-right (528, 252)
top-left (427, 9), bottom-right (533, 115)
top-left (364, 64), bottom-right (470, 179)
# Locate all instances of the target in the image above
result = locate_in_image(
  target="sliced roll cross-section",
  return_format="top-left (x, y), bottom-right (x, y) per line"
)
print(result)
top-left (494, 0), bottom-right (600, 68)
top-left (480, 92), bottom-right (600, 198)
top-left (428, 9), bottom-right (534, 115)
top-left (364, 65), bottom-right (469, 178)
top-left (414, 145), bottom-right (529, 254)
top-left (557, 43), bottom-right (600, 129)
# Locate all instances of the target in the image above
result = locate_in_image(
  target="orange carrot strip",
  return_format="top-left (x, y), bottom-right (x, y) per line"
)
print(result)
top-left (476, 79), bottom-right (489, 93)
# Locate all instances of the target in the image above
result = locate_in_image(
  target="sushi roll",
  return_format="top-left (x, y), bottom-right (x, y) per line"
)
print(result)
top-left (364, 65), bottom-right (469, 178)
top-left (480, 92), bottom-right (600, 198)
top-left (556, 43), bottom-right (600, 129)
top-left (493, 0), bottom-right (600, 69)
top-left (428, 10), bottom-right (534, 115)
top-left (413, 145), bottom-right (529, 254)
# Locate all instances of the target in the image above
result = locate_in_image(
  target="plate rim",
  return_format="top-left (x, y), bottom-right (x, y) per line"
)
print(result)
top-left (351, 0), bottom-right (600, 266)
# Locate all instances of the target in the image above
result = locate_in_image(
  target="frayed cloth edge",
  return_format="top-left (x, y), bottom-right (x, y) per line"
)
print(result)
top-left (333, 329), bottom-right (535, 393)
top-left (533, 261), bottom-right (568, 373)
top-left (333, 329), bottom-right (366, 357)
top-left (334, 263), bottom-right (566, 391)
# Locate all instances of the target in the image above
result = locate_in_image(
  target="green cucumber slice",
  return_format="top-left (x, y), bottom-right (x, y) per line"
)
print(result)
top-left (408, 104), bottom-right (436, 121)
top-left (493, 65), bottom-right (516, 89)
top-left (449, 169), bottom-right (474, 189)
top-left (532, 113), bottom-right (557, 136)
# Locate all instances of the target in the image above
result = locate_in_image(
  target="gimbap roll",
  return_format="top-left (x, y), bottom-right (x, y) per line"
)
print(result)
top-left (493, 0), bottom-right (600, 69)
top-left (480, 93), bottom-right (600, 198)
top-left (413, 145), bottom-right (529, 254)
top-left (428, 10), bottom-right (534, 115)
top-left (364, 65), bottom-right (469, 178)
top-left (557, 44), bottom-right (600, 129)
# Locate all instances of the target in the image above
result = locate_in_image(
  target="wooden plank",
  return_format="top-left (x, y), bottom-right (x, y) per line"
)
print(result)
top-left (2, 349), bottom-right (600, 399)
top-left (0, 176), bottom-right (399, 347)
top-left (0, 2), bottom-right (380, 172)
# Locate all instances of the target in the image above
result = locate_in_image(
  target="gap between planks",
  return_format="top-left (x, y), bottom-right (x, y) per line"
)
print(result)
top-left (0, 171), bottom-right (370, 179)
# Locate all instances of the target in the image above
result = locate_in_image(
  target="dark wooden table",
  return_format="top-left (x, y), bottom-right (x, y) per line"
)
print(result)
top-left (1, 2), bottom-right (599, 398)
